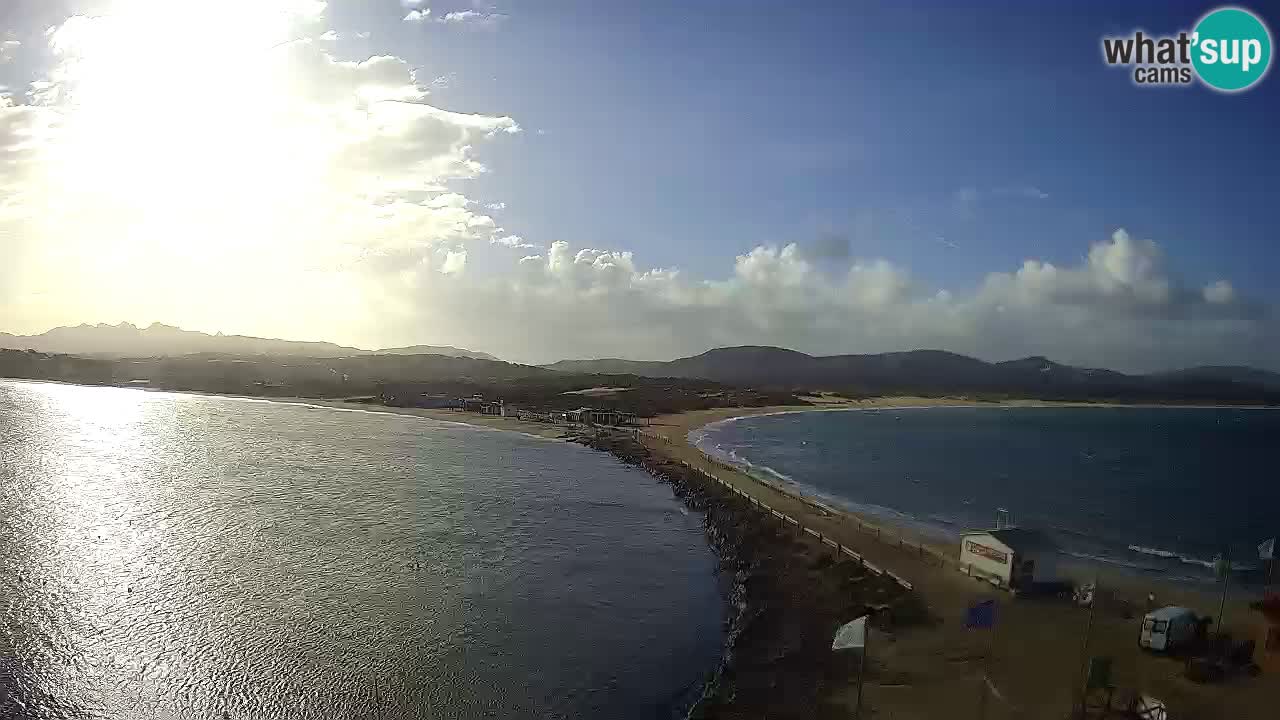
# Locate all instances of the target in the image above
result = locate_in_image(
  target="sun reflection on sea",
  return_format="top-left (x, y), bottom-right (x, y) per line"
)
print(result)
top-left (9, 382), bottom-right (187, 714)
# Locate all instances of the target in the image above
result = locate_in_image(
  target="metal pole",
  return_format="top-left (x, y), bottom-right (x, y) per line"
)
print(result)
top-left (1075, 575), bottom-right (1098, 720)
top-left (855, 618), bottom-right (869, 720)
top-left (1216, 549), bottom-right (1231, 638)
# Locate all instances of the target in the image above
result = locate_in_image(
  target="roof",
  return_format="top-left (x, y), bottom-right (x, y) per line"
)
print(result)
top-left (964, 528), bottom-right (1057, 554)
top-left (1146, 606), bottom-right (1196, 621)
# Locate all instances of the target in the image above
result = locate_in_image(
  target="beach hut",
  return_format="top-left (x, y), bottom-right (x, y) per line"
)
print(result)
top-left (959, 528), bottom-right (1061, 590)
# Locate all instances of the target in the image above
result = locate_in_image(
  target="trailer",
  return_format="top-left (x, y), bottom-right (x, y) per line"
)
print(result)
top-left (1140, 606), bottom-right (1198, 652)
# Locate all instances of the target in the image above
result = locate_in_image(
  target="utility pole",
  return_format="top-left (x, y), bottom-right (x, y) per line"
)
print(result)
top-left (855, 617), bottom-right (870, 720)
top-left (1214, 549), bottom-right (1231, 640)
top-left (1075, 575), bottom-right (1098, 720)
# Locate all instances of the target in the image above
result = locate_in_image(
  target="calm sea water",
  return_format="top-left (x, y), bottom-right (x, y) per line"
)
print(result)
top-left (693, 406), bottom-right (1280, 587)
top-left (0, 380), bottom-right (723, 720)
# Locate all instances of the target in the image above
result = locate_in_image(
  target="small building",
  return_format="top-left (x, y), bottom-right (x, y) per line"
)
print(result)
top-left (566, 407), bottom-right (638, 426)
top-left (959, 528), bottom-right (1061, 590)
top-left (459, 396), bottom-right (485, 412)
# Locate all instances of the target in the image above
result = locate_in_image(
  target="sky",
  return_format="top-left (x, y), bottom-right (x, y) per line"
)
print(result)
top-left (0, 0), bottom-right (1277, 370)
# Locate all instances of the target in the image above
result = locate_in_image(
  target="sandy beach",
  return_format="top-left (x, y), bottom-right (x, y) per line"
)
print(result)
top-left (640, 399), bottom-right (1278, 720)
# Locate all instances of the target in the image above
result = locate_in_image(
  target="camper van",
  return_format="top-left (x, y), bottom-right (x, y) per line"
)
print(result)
top-left (1139, 606), bottom-right (1199, 652)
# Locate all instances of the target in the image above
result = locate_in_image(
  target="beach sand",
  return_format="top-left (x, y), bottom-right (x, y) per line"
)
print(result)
top-left (645, 399), bottom-right (1279, 720)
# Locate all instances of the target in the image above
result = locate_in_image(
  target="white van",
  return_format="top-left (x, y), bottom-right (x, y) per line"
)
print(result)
top-left (1139, 606), bottom-right (1198, 652)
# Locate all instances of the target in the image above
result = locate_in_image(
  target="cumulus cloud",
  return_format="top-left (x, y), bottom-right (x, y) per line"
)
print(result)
top-left (0, 0), bottom-right (520, 336)
top-left (438, 10), bottom-right (507, 26)
top-left (360, 229), bottom-right (1275, 371)
top-left (402, 7), bottom-right (507, 27)
top-left (492, 235), bottom-right (536, 250)
top-left (1203, 280), bottom-right (1235, 304)
top-left (0, 2), bottom-right (1272, 374)
top-left (0, 40), bottom-right (19, 64)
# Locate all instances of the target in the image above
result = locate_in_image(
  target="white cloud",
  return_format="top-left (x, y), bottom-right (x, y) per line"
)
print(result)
top-left (0, 1), bottom-right (519, 338)
top-left (359, 229), bottom-right (1276, 370)
top-left (493, 235), bottom-right (536, 250)
top-left (0, 40), bottom-right (19, 64)
top-left (440, 249), bottom-right (467, 275)
top-left (1203, 280), bottom-right (1235, 304)
top-left (438, 10), bottom-right (507, 26)
top-left (0, 2), bottom-right (1272, 374)
top-left (402, 7), bottom-right (506, 27)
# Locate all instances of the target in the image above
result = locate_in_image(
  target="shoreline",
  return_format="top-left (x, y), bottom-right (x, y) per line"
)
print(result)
top-left (574, 429), bottom-right (924, 718)
top-left (688, 404), bottom-right (1272, 595)
top-left (641, 402), bottom-right (1279, 719)
top-left (6, 379), bottom-right (1277, 717)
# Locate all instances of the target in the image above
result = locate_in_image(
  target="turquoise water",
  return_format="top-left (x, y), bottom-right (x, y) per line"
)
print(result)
top-left (1, 380), bottom-right (724, 719)
top-left (693, 406), bottom-right (1280, 587)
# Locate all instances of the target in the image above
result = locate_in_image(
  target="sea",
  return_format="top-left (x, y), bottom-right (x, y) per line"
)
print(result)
top-left (0, 380), bottom-right (724, 720)
top-left (691, 405), bottom-right (1280, 589)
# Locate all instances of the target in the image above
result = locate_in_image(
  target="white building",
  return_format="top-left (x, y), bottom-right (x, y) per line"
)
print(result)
top-left (959, 528), bottom-right (1061, 590)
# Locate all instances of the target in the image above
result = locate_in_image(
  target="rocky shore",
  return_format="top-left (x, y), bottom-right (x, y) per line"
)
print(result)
top-left (572, 430), bottom-right (930, 719)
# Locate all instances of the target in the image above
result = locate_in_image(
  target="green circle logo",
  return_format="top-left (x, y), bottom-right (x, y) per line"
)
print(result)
top-left (1192, 7), bottom-right (1272, 92)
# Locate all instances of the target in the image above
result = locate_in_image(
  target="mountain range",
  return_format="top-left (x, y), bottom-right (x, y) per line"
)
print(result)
top-left (3, 324), bottom-right (1277, 404)
top-left (0, 323), bottom-right (497, 361)
top-left (544, 346), bottom-right (1280, 401)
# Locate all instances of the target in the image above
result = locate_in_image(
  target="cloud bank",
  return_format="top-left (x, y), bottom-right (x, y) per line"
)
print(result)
top-left (0, 0), bottom-right (1274, 371)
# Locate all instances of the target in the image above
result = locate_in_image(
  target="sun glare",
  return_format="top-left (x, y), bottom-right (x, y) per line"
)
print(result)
top-left (45, 1), bottom-right (330, 253)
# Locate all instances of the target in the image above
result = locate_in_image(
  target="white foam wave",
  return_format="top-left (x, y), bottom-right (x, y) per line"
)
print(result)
top-left (1128, 545), bottom-right (1178, 559)
top-left (1062, 550), bottom-right (1163, 572)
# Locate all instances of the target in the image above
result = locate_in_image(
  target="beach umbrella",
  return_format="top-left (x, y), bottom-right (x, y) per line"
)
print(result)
top-left (832, 615), bottom-right (870, 719)
top-left (831, 615), bottom-right (867, 650)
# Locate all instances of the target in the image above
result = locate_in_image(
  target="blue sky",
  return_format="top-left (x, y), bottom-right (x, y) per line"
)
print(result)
top-left (381, 0), bottom-right (1280, 295)
top-left (1, 0), bottom-right (1277, 368)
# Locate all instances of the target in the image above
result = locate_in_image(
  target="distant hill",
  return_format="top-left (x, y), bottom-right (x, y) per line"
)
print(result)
top-left (0, 348), bottom-right (544, 398)
top-left (376, 345), bottom-right (498, 361)
top-left (0, 323), bottom-right (496, 361)
top-left (540, 358), bottom-right (667, 375)
top-left (545, 346), bottom-right (1280, 404)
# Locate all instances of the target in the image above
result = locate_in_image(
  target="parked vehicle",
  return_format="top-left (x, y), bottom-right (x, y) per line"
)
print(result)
top-left (1139, 606), bottom-right (1199, 652)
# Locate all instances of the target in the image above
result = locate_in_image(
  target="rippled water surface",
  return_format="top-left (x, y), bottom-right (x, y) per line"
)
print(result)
top-left (694, 406), bottom-right (1280, 586)
top-left (1, 380), bottom-right (723, 719)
